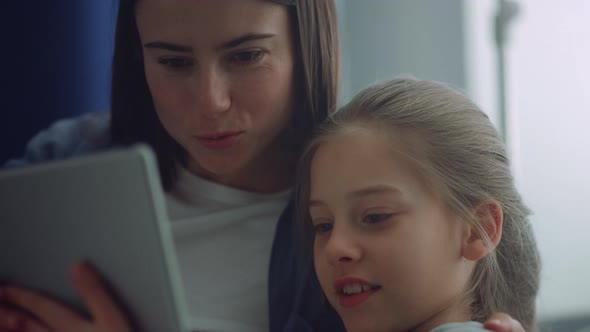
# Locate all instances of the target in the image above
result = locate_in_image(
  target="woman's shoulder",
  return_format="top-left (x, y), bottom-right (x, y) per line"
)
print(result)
top-left (431, 321), bottom-right (490, 332)
top-left (5, 112), bottom-right (113, 167)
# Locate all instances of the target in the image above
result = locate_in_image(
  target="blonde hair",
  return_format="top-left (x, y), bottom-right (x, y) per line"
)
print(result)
top-left (295, 77), bottom-right (540, 330)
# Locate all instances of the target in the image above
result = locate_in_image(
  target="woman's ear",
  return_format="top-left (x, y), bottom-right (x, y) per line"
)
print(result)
top-left (461, 201), bottom-right (503, 261)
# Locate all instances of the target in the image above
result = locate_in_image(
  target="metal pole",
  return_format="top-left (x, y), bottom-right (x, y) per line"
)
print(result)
top-left (494, 0), bottom-right (520, 143)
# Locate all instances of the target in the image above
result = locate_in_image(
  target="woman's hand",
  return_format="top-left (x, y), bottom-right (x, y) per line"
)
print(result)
top-left (484, 312), bottom-right (525, 332)
top-left (0, 262), bottom-right (132, 332)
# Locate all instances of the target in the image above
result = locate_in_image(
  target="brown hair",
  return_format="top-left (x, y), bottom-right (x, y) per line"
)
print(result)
top-left (296, 77), bottom-right (540, 330)
top-left (110, 0), bottom-right (340, 190)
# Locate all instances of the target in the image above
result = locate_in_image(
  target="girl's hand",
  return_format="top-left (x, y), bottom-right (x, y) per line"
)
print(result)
top-left (0, 262), bottom-right (132, 332)
top-left (484, 312), bottom-right (525, 332)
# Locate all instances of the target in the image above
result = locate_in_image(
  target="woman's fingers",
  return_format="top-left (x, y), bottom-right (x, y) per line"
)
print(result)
top-left (0, 263), bottom-right (131, 332)
top-left (0, 307), bottom-right (49, 332)
top-left (484, 312), bottom-right (524, 332)
top-left (0, 306), bottom-right (28, 332)
top-left (69, 262), bottom-right (131, 332)
top-left (0, 285), bottom-right (90, 332)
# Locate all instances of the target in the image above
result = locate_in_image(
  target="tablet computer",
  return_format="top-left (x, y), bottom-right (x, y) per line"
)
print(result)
top-left (0, 144), bottom-right (190, 332)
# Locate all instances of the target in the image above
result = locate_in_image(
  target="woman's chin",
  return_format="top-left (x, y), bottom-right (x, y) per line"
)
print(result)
top-left (187, 152), bottom-right (242, 176)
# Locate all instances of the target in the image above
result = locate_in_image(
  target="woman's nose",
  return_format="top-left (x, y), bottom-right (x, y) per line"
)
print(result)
top-left (193, 67), bottom-right (231, 117)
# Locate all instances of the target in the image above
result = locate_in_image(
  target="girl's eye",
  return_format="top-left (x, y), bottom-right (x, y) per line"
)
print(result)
top-left (313, 223), bottom-right (333, 235)
top-left (230, 50), bottom-right (264, 65)
top-left (362, 213), bottom-right (394, 224)
top-left (158, 57), bottom-right (193, 69)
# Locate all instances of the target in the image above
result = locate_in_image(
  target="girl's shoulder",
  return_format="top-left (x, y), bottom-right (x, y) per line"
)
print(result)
top-left (431, 321), bottom-right (490, 332)
top-left (5, 112), bottom-right (113, 167)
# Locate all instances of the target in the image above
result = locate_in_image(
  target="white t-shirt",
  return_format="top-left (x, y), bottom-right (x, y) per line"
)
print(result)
top-left (166, 167), bottom-right (290, 332)
top-left (431, 321), bottom-right (488, 332)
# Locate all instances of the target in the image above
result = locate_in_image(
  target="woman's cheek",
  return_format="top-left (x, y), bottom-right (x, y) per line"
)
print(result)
top-left (151, 80), bottom-right (192, 118)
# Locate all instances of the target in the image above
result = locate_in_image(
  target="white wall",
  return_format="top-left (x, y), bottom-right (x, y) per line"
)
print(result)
top-left (465, 0), bottom-right (590, 320)
top-left (508, 0), bottom-right (590, 319)
top-left (338, 0), bottom-right (465, 103)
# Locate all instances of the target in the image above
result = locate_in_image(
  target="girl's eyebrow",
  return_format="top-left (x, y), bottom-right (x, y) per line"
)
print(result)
top-left (143, 33), bottom-right (276, 53)
top-left (308, 185), bottom-right (402, 208)
top-left (346, 185), bottom-right (402, 199)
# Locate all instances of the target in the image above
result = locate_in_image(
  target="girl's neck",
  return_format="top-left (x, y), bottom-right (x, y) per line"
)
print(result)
top-left (409, 300), bottom-right (472, 332)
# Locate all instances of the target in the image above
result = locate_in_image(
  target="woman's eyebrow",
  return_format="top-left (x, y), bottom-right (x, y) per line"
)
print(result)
top-left (143, 41), bottom-right (192, 53)
top-left (142, 33), bottom-right (276, 53)
top-left (308, 200), bottom-right (325, 208)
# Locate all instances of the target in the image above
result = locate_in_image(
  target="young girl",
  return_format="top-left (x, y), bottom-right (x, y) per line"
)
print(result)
top-left (295, 77), bottom-right (541, 332)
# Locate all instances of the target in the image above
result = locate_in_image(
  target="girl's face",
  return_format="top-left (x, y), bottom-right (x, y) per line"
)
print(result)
top-left (136, 0), bottom-right (296, 191)
top-left (309, 129), bottom-right (473, 332)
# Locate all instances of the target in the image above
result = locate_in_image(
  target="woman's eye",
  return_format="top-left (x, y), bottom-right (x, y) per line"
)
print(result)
top-left (362, 213), bottom-right (393, 224)
top-left (158, 57), bottom-right (193, 69)
top-left (230, 50), bottom-right (264, 65)
top-left (313, 223), bottom-right (333, 235)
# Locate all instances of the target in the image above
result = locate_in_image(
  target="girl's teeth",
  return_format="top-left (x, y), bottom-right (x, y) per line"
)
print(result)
top-left (342, 284), bottom-right (373, 295)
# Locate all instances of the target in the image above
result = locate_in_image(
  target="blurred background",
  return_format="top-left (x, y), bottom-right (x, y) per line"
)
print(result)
top-left (1, 1), bottom-right (588, 330)
top-left (0, 2), bottom-right (116, 165)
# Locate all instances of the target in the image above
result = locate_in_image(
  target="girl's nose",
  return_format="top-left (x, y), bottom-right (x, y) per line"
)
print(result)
top-left (324, 225), bottom-right (362, 266)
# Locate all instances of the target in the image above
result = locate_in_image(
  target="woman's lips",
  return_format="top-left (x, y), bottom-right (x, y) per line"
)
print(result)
top-left (194, 131), bottom-right (243, 149)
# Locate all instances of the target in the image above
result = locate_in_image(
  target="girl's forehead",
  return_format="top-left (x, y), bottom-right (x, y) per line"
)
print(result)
top-left (312, 127), bottom-right (412, 174)
top-left (324, 122), bottom-right (427, 157)
top-left (313, 123), bottom-right (435, 180)
top-left (310, 126), bottom-right (446, 209)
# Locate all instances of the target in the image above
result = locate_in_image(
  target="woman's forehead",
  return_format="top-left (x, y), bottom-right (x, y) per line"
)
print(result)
top-left (135, 0), bottom-right (291, 42)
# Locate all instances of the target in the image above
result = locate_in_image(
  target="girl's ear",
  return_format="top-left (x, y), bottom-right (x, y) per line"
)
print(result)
top-left (461, 201), bottom-right (503, 261)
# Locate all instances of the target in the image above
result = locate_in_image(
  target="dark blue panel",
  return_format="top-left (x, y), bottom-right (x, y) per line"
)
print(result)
top-left (0, 1), bottom-right (118, 164)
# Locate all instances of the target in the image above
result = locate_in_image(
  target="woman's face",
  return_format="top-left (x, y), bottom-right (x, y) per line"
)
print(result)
top-left (135, 0), bottom-right (296, 191)
top-left (309, 129), bottom-right (473, 332)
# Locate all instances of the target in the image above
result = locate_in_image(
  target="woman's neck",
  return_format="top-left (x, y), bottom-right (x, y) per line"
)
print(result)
top-left (187, 148), bottom-right (296, 194)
